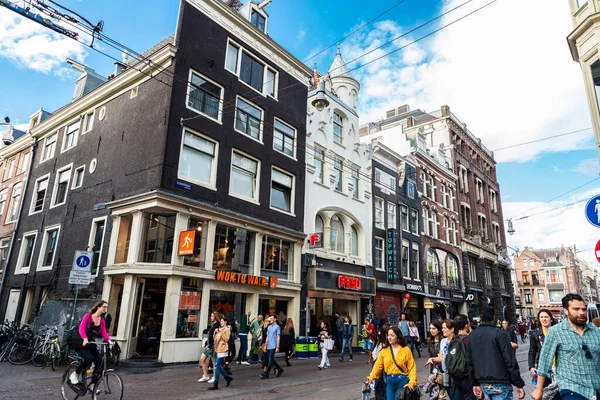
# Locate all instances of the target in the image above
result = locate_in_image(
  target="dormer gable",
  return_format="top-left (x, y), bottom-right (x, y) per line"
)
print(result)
top-left (230, 0), bottom-right (271, 34)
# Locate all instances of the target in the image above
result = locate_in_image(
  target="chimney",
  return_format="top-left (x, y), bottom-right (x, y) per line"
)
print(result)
top-left (441, 105), bottom-right (450, 117)
top-left (397, 104), bottom-right (410, 115)
top-left (386, 109), bottom-right (396, 119)
top-left (406, 116), bottom-right (414, 128)
top-left (66, 58), bottom-right (107, 102)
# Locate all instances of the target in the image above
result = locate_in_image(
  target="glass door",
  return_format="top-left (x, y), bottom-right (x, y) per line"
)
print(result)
top-left (127, 278), bottom-right (146, 358)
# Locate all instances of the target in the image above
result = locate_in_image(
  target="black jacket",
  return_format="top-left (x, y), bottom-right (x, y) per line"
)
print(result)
top-left (527, 328), bottom-right (545, 370)
top-left (466, 322), bottom-right (525, 388)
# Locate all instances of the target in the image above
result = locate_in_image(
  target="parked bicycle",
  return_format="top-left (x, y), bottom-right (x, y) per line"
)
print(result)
top-left (61, 341), bottom-right (123, 400)
top-left (32, 325), bottom-right (63, 370)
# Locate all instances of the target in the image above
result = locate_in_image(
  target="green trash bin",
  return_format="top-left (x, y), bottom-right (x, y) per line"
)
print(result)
top-left (295, 337), bottom-right (308, 359)
top-left (308, 336), bottom-right (319, 358)
top-left (357, 339), bottom-right (365, 353)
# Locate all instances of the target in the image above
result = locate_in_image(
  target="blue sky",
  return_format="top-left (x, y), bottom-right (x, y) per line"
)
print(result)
top-left (1, 0), bottom-right (600, 263)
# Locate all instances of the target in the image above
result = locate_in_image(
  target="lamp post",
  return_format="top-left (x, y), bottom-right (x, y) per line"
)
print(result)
top-left (311, 81), bottom-right (329, 112)
top-left (505, 219), bottom-right (515, 236)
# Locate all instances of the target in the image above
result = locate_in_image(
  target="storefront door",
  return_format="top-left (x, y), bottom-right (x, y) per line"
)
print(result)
top-left (128, 278), bottom-right (146, 359)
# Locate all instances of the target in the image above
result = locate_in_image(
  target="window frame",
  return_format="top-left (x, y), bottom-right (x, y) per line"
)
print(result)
top-left (61, 119), bottom-right (80, 153)
top-left (229, 149), bottom-right (261, 203)
top-left (374, 237), bottom-right (385, 271)
top-left (387, 202), bottom-right (396, 229)
top-left (88, 216), bottom-right (107, 277)
top-left (82, 111), bottom-right (95, 133)
top-left (186, 69), bottom-right (224, 123)
top-left (0, 189), bottom-right (7, 224)
top-left (410, 208), bottom-right (418, 235)
top-left (333, 112), bottom-right (343, 144)
top-left (36, 224), bottom-right (61, 271)
top-left (250, 9), bottom-right (266, 32)
top-left (270, 167), bottom-right (295, 215)
top-left (400, 204), bottom-right (409, 232)
top-left (72, 165), bottom-right (85, 190)
top-left (313, 146), bottom-right (325, 184)
top-left (273, 117), bottom-right (297, 159)
top-left (28, 174), bottom-right (49, 216)
top-left (17, 151), bottom-right (30, 175)
top-left (5, 183), bottom-right (22, 224)
top-left (410, 243), bottom-right (420, 281)
top-left (375, 167), bottom-right (396, 191)
top-left (41, 133), bottom-right (58, 163)
top-left (329, 214), bottom-right (345, 253)
top-left (224, 38), bottom-right (278, 98)
top-left (350, 164), bottom-right (360, 199)
top-left (375, 197), bottom-right (385, 229)
top-left (3, 157), bottom-right (16, 181)
top-left (234, 95), bottom-right (264, 142)
top-left (177, 128), bottom-right (218, 189)
top-left (15, 230), bottom-right (37, 275)
top-left (333, 155), bottom-right (344, 192)
top-left (50, 163), bottom-right (73, 208)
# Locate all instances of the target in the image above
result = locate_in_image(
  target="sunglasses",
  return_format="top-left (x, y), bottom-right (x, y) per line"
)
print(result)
top-left (581, 342), bottom-right (593, 360)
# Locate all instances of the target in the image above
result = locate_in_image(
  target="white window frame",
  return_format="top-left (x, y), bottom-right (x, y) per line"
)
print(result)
top-left (333, 156), bottom-right (344, 192)
top-left (3, 157), bottom-right (16, 181)
top-left (50, 163), bottom-right (73, 208)
top-left (411, 242), bottom-right (420, 280)
top-left (387, 202), bottom-right (396, 229)
top-left (448, 187), bottom-right (455, 211)
top-left (351, 164), bottom-right (359, 199)
top-left (273, 117), bottom-right (297, 159)
top-left (72, 166), bottom-right (85, 189)
top-left (333, 112), bottom-right (343, 144)
top-left (270, 167), bottom-right (295, 215)
top-left (443, 217), bottom-right (449, 243)
top-left (186, 69), bottom-right (224, 124)
top-left (234, 95), bottom-right (264, 142)
top-left (61, 120), bottom-right (80, 153)
top-left (229, 149), bottom-right (260, 203)
top-left (400, 204), bottom-right (409, 232)
top-left (82, 111), bottom-right (95, 133)
top-left (177, 128), bottom-right (218, 189)
top-left (264, 66), bottom-right (278, 98)
top-left (15, 230), bottom-right (37, 275)
top-left (313, 146), bottom-right (325, 184)
top-left (17, 151), bottom-right (30, 175)
top-left (441, 183), bottom-right (447, 208)
top-left (29, 174), bottom-right (50, 215)
top-left (410, 208), bottom-right (418, 235)
top-left (450, 220), bottom-right (457, 245)
top-left (375, 237), bottom-right (385, 271)
top-left (422, 209), bottom-right (429, 235)
top-left (375, 167), bottom-right (397, 191)
top-left (88, 216), bottom-right (107, 277)
top-left (420, 171), bottom-right (427, 195)
top-left (429, 177), bottom-right (435, 200)
top-left (6, 183), bottom-right (22, 224)
top-left (41, 133), bottom-right (57, 163)
top-left (224, 38), bottom-right (278, 98)
top-left (36, 224), bottom-right (61, 272)
top-left (375, 197), bottom-right (384, 229)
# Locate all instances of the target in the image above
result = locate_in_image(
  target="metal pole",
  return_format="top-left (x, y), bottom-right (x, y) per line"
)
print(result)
top-left (70, 285), bottom-right (79, 328)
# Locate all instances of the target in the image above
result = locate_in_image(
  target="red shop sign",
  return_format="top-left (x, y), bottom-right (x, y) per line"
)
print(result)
top-left (338, 275), bottom-right (361, 291)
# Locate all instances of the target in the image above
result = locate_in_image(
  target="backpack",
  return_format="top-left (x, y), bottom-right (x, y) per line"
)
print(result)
top-left (445, 335), bottom-right (469, 378)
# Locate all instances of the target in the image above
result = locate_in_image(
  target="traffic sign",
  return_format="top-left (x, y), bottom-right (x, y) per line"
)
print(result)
top-left (69, 270), bottom-right (91, 285)
top-left (72, 250), bottom-right (93, 272)
top-left (585, 195), bottom-right (600, 227)
top-left (595, 240), bottom-right (600, 264)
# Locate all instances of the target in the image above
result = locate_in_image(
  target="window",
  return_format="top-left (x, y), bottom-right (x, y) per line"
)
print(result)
top-left (375, 197), bottom-right (384, 229)
top-left (0, 238), bottom-right (9, 272)
top-left (351, 226), bottom-right (358, 256)
top-left (72, 166), bottom-right (84, 189)
top-left (532, 271), bottom-right (540, 285)
top-left (429, 177), bottom-right (435, 199)
top-left (187, 71), bottom-right (223, 121)
top-left (407, 181), bottom-right (415, 199)
top-left (183, 219), bottom-right (204, 268)
top-left (88, 218), bottom-right (106, 275)
top-left (489, 189), bottom-right (498, 213)
top-left (401, 239), bottom-right (409, 277)
top-left (375, 168), bottom-right (396, 190)
top-left (177, 278), bottom-right (202, 338)
top-left (422, 209), bottom-right (429, 235)
top-left (461, 205), bottom-right (472, 230)
top-left (333, 112), bottom-right (343, 143)
top-left (447, 187), bottom-right (455, 211)
top-left (387, 202), bottom-right (396, 229)
top-left (271, 168), bottom-right (294, 213)
top-left (443, 218), bottom-right (449, 242)
top-left (478, 214), bottom-right (487, 239)
top-left (140, 213), bottom-right (175, 263)
top-left (230, 151), bottom-right (259, 201)
top-left (459, 167), bottom-right (469, 193)
top-left (273, 118), bottom-right (296, 157)
top-left (16, 231), bottom-right (36, 273)
top-left (375, 238), bottom-right (384, 271)
top-left (399, 205), bottom-right (408, 231)
top-left (524, 291), bottom-right (532, 304)
top-left (225, 40), bottom-right (277, 96)
top-left (6, 183), bottom-right (22, 223)
top-left (546, 269), bottom-right (563, 283)
top-left (468, 256), bottom-right (477, 282)
top-left (427, 250), bottom-right (440, 277)
top-left (114, 214), bottom-right (132, 264)
top-left (538, 289), bottom-right (545, 302)
top-left (240, 51), bottom-right (264, 92)
top-left (410, 209), bottom-right (418, 234)
top-left (62, 121), bottom-right (79, 151)
top-left (315, 215), bottom-right (324, 234)
top-left (41, 133), bottom-right (57, 161)
top-left (235, 97), bottom-right (263, 140)
top-left (330, 215), bottom-right (344, 253)
top-left (420, 171), bottom-right (427, 194)
top-left (38, 225), bottom-right (60, 270)
top-left (333, 156), bottom-right (343, 192)
top-left (3, 157), bottom-right (15, 180)
top-left (522, 271), bottom-right (530, 284)
top-left (441, 184), bottom-right (447, 207)
top-left (429, 211), bottom-right (438, 239)
top-left (351, 165), bottom-right (359, 199)
top-left (225, 42), bottom-right (239, 73)
top-left (17, 152), bottom-right (30, 175)
top-left (178, 129), bottom-right (217, 187)
top-left (410, 243), bottom-right (419, 280)
top-left (450, 221), bottom-right (457, 245)
top-left (261, 236), bottom-right (293, 280)
top-left (83, 111), bottom-right (94, 133)
top-left (447, 256), bottom-right (459, 288)
top-left (250, 9), bottom-right (266, 32)
top-left (548, 289), bottom-right (564, 303)
top-left (576, 0), bottom-right (587, 9)
top-left (0, 189), bottom-right (7, 222)
top-left (484, 266), bottom-right (492, 286)
top-left (265, 67), bottom-right (277, 97)
top-left (213, 225), bottom-right (256, 272)
top-left (51, 166), bottom-right (72, 207)
top-left (313, 146), bottom-right (325, 184)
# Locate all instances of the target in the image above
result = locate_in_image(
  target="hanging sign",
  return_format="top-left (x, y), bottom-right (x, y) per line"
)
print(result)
top-left (423, 298), bottom-right (434, 309)
top-left (585, 195), bottom-right (600, 227)
top-left (178, 230), bottom-right (196, 256)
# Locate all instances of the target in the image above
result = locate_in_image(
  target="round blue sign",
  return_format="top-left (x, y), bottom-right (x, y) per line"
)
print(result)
top-left (76, 255), bottom-right (91, 268)
top-left (584, 195), bottom-right (600, 228)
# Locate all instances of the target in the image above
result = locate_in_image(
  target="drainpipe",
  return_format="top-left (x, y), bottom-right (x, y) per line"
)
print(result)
top-left (0, 137), bottom-right (38, 309)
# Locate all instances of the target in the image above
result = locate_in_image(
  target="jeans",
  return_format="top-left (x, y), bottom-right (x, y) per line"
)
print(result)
top-left (559, 390), bottom-right (600, 400)
top-left (213, 354), bottom-right (229, 384)
top-left (340, 338), bottom-right (353, 360)
top-left (77, 343), bottom-right (103, 383)
top-left (454, 377), bottom-right (476, 400)
top-left (337, 331), bottom-right (344, 350)
top-left (237, 333), bottom-right (248, 361)
top-left (319, 347), bottom-right (330, 368)
top-left (481, 383), bottom-right (512, 400)
top-left (408, 337), bottom-right (421, 357)
top-left (265, 348), bottom-right (282, 377)
top-left (386, 373), bottom-right (409, 400)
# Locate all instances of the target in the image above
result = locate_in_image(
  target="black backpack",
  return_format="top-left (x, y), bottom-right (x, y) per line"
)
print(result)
top-left (445, 335), bottom-right (469, 378)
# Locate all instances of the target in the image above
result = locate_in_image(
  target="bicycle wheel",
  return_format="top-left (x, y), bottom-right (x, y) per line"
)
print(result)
top-left (61, 363), bottom-right (86, 400)
top-left (32, 344), bottom-right (49, 367)
top-left (8, 344), bottom-right (34, 365)
top-left (51, 343), bottom-right (61, 371)
top-left (93, 371), bottom-right (124, 400)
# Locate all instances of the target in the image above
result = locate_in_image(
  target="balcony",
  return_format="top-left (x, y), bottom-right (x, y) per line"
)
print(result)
top-left (447, 275), bottom-right (461, 290)
top-left (531, 279), bottom-right (545, 286)
top-left (517, 280), bottom-right (531, 286)
top-left (428, 271), bottom-right (442, 287)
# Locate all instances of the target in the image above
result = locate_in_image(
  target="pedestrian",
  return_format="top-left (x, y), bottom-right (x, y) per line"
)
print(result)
top-left (501, 320), bottom-right (519, 354)
top-left (249, 314), bottom-right (263, 364)
top-left (366, 326), bottom-right (418, 400)
top-left (362, 317), bottom-right (375, 363)
top-left (208, 313), bottom-right (233, 390)
top-left (517, 323), bottom-right (526, 343)
top-left (339, 316), bottom-right (354, 362)
top-left (260, 315), bottom-right (283, 379)
top-left (466, 307), bottom-right (525, 400)
top-left (398, 313), bottom-right (410, 340)
top-left (531, 294), bottom-right (600, 400)
top-left (224, 318), bottom-right (235, 375)
top-left (280, 317), bottom-right (295, 367)
top-left (237, 310), bottom-right (251, 365)
top-left (372, 329), bottom-right (388, 400)
top-left (528, 309), bottom-right (559, 400)
top-left (260, 316), bottom-right (270, 375)
top-left (408, 321), bottom-right (421, 358)
top-left (427, 320), bottom-right (443, 373)
top-left (450, 314), bottom-right (475, 400)
top-left (336, 312), bottom-right (345, 352)
top-left (316, 320), bottom-right (332, 370)
top-left (198, 312), bottom-right (219, 383)
top-left (424, 319), bottom-right (455, 399)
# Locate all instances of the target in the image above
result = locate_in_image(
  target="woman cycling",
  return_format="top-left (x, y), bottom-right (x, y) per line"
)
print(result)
top-left (69, 300), bottom-right (111, 387)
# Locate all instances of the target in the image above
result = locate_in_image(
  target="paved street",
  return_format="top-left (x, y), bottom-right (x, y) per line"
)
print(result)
top-left (0, 339), bottom-right (537, 400)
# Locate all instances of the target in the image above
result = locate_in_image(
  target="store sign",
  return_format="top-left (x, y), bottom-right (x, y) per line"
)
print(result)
top-left (406, 283), bottom-right (423, 292)
top-left (178, 230), bottom-right (196, 256)
top-left (406, 298), bottom-right (418, 308)
top-left (424, 298), bottom-right (434, 309)
top-left (386, 229), bottom-right (398, 283)
top-left (308, 233), bottom-right (323, 248)
top-left (465, 293), bottom-right (475, 302)
top-left (215, 270), bottom-right (277, 288)
top-left (451, 292), bottom-right (464, 301)
top-left (179, 291), bottom-right (201, 310)
top-left (338, 275), bottom-right (361, 291)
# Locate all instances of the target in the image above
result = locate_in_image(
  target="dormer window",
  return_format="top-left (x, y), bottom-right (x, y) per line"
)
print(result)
top-left (251, 10), bottom-right (266, 32)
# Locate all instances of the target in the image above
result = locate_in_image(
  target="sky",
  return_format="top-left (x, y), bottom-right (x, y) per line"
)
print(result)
top-left (1, 0), bottom-right (600, 266)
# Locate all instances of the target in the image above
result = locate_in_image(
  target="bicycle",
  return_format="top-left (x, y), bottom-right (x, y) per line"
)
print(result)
top-left (60, 341), bottom-right (124, 400)
top-left (33, 325), bottom-right (62, 370)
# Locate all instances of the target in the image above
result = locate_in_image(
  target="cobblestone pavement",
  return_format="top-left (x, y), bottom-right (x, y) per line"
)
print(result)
top-left (0, 341), bottom-right (534, 400)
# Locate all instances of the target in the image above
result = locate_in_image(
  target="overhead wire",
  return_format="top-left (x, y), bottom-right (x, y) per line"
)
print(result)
top-left (491, 128), bottom-right (593, 152)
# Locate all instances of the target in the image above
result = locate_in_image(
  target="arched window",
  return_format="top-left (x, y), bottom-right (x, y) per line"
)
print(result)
top-left (351, 226), bottom-right (358, 256)
top-left (446, 255), bottom-right (459, 288)
top-left (330, 215), bottom-right (344, 253)
top-left (315, 215), bottom-right (324, 233)
top-left (427, 250), bottom-right (440, 280)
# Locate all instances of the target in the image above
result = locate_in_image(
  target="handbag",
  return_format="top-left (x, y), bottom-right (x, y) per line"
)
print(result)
top-left (542, 366), bottom-right (559, 400)
top-left (323, 338), bottom-right (334, 351)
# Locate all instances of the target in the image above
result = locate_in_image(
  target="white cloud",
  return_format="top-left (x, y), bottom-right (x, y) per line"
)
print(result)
top-left (296, 23), bottom-right (306, 41)
top-left (572, 159), bottom-right (600, 177)
top-left (0, 7), bottom-right (87, 75)
top-left (330, 0), bottom-right (592, 162)
top-left (503, 187), bottom-right (600, 268)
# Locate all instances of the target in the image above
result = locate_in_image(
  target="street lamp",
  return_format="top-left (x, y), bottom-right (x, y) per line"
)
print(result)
top-left (506, 219), bottom-right (515, 235)
top-left (311, 81), bottom-right (329, 112)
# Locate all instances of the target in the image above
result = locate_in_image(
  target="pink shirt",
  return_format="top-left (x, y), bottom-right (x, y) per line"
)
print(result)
top-left (79, 313), bottom-right (111, 342)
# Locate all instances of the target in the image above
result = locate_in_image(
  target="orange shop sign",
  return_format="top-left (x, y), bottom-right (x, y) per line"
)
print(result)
top-left (215, 270), bottom-right (278, 289)
top-left (178, 230), bottom-right (196, 256)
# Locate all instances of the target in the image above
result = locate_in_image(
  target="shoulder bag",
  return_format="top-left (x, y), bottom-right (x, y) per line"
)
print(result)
top-left (389, 347), bottom-right (420, 400)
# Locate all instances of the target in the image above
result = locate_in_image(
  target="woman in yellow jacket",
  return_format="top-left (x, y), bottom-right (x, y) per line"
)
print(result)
top-left (208, 314), bottom-right (233, 391)
top-left (366, 326), bottom-right (418, 400)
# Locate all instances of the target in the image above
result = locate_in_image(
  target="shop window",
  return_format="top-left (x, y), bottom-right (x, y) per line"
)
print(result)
top-left (139, 213), bottom-right (175, 263)
top-left (261, 235), bottom-right (292, 280)
top-left (259, 298), bottom-right (288, 321)
top-left (115, 214), bottom-right (132, 264)
top-left (330, 214), bottom-right (344, 253)
top-left (183, 219), bottom-right (204, 267)
top-left (209, 290), bottom-right (246, 330)
top-left (213, 224), bottom-right (255, 274)
top-left (177, 278), bottom-right (202, 338)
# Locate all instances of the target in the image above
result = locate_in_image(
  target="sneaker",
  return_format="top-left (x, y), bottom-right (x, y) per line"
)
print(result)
top-left (260, 374), bottom-right (269, 380)
top-left (276, 369), bottom-right (284, 378)
top-left (207, 377), bottom-right (215, 384)
top-left (324, 365), bottom-right (330, 369)
top-left (198, 376), bottom-right (210, 383)
top-left (317, 365), bottom-right (323, 370)
top-left (236, 361), bottom-right (241, 364)
top-left (338, 358), bottom-right (343, 362)
top-left (69, 372), bottom-right (79, 385)
top-left (349, 359), bottom-right (353, 362)
top-left (241, 361), bottom-right (250, 366)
